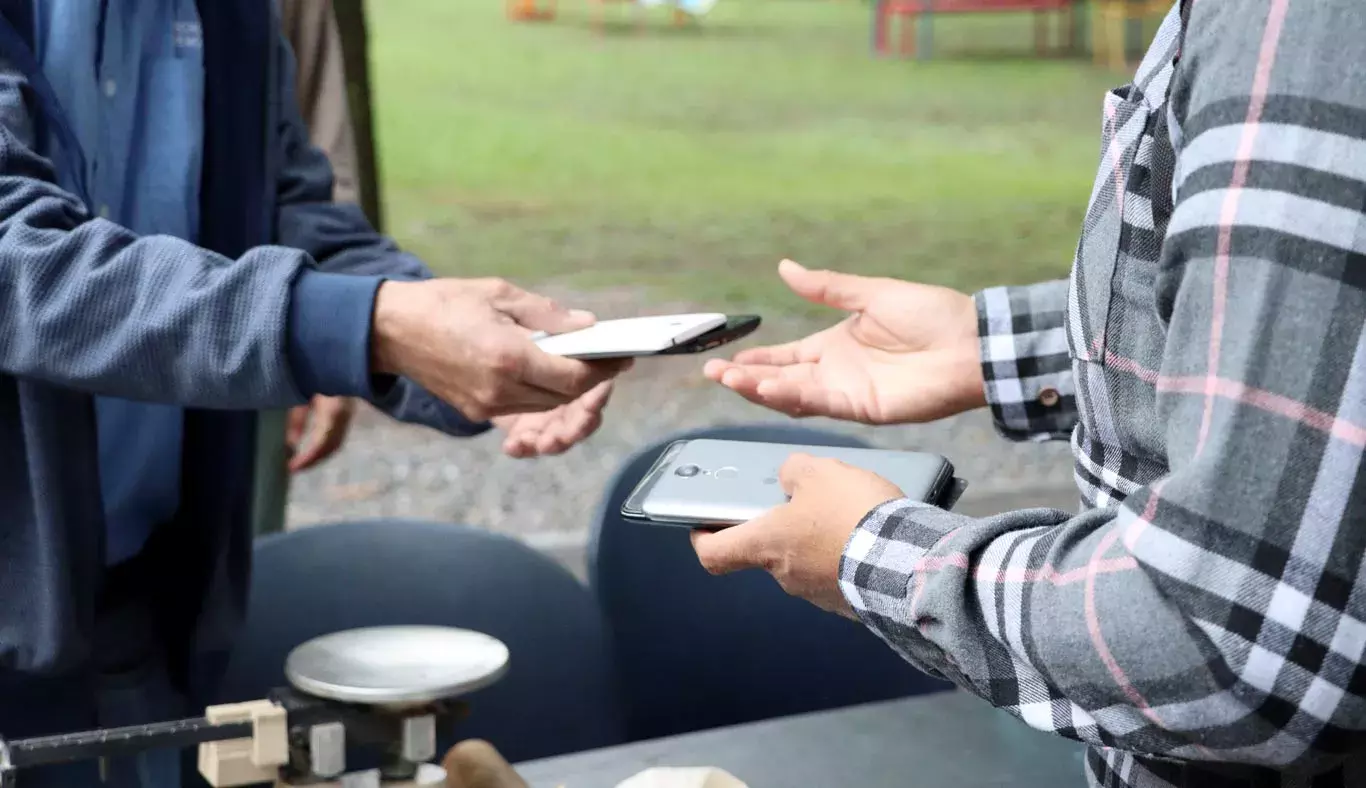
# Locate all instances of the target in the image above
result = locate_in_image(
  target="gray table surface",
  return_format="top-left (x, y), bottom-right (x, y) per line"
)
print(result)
top-left (516, 691), bottom-right (1088, 787)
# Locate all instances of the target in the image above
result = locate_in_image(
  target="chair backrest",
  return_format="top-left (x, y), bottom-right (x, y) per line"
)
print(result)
top-left (589, 423), bottom-right (952, 742)
top-left (214, 520), bottom-right (626, 767)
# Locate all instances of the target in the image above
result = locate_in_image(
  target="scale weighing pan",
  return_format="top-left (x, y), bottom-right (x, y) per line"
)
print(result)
top-left (285, 626), bottom-right (511, 708)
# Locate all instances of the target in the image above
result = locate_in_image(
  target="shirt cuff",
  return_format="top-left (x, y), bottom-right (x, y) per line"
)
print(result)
top-left (839, 498), bottom-right (945, 621)
top-left (837, 497), bottom-right (964, 679)
top-left (975, 285), bottom-right (1076, 443)
top-left (287, 268), bottom-right (397, 400)
top-left (371, 377), bottom-right (493, 437)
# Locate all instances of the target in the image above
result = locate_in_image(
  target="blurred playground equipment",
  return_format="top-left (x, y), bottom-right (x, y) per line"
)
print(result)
top-left (503, 0), bottom-right (720, 30)
top-left (873, 0), bottom-right (1078, 59)
top-left (1090, 0), bottom-right (1169, 69)
top-left (504, 0), bottom-right (720, 29)
top-left (590, 0), bottom-right (718, 31)
top-left (508, 0), bottom-right (558, 21)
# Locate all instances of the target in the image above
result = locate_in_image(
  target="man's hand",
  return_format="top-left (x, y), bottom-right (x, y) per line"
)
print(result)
top-left (492, 379), bottom-right (620, 458)
top-left (370, 278), bottom-right (631, 422)
top-left (691, 454), bottom-right (905, 617)
top-left (705, 259), bottom-right (984, 424)
top-left (286, 394), bottom-right (356, 472)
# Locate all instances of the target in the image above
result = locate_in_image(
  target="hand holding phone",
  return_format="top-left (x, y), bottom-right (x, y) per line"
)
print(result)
top-left (622, 439), bottom-right (960, 527)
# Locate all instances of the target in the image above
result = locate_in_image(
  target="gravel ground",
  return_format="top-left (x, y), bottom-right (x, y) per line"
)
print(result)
top-left (285, 288), bottom-right (1078, 551)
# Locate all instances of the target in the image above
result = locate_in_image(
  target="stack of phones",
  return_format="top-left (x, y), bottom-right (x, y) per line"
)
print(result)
top-left (622, 439), bottom-right (965, 527)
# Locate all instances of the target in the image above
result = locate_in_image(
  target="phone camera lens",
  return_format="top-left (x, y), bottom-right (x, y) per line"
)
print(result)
top-left (675, 464), bottom-right (701, 478)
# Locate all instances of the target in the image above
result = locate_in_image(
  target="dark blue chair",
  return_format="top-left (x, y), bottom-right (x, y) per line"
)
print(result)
top-left (590, 424), bottom-right (953, 742)
top-left (214, 520), bottom-right (626, 765)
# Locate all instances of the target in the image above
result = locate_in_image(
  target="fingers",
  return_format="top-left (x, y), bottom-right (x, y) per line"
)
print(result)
top-left (498, 382), bottom-right (614, 458)
top-left (517, 351), bottom-right (631, 400)
top-left (690, 516), bottom-right (776, 575)
top-left (285, 404), bottom-right (309, 449)
top-left (539, 399), bottom-right (602, 456)
top-left (779, 454), bottom-right (904, 507)
top-left (289, 397), bottom-right (355, 473)
top-left (710, 364), bottom-right (852, 420)
top-left (463, 351), bottom-right (628, 421)
top-left (778, 259), bottom-right (874, 313)
top-left (705, 328), bottom-right (827, 378)
top-left (487, 279), bottom-right (596, 335)
top-left (778, 452), bottom-right (837, 494)
top-left (729, 339), bottom-right (810, 367)
top-left (501, 412), bottom-right (547, 459)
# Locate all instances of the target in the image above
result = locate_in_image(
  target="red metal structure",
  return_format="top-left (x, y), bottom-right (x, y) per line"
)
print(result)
top-left (872, 0), bottom-right (1078, 59)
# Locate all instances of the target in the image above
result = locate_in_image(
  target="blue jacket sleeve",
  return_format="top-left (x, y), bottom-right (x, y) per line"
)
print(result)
top-left (0, 56), bottom-right (374, 408)
top-left (271, 31), bottom-right (489, 437)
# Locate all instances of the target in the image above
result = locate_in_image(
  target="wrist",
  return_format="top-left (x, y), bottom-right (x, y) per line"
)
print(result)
top-left (371, 280), bottom-right (422, 376)
top-left (950, 338), bottom-right (988, 413)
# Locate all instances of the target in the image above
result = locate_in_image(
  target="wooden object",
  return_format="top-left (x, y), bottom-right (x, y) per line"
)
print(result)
top-left (872, 0), bottom-right (1078, 59)
top-left (198, 702), bottom-right (289, 788)
top-left (507, 0), bottom-right (559, 21)
top-left (1090, 0), bottom-right (1169, 70)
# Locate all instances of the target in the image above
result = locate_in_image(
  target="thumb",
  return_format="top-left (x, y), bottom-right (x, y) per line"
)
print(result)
top-left (779, 259), bottom-right (873, 313)
top-left (493, 284), bottom-right (597, 335)
top-left (690, 520), bottom-right (771, 575)
top-left (778, 452), bottom-right (824, 496)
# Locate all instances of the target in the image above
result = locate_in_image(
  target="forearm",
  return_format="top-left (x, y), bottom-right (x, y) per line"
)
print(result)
top-left (841, 487), bottom-right (1357, 775)
top-left (0, 163), bottom-right (379, 408)
top-left (273, 31), bottom-right (485, 436)
top-left (974, 279), bottom-right (1076, 442)
top-left (0, 50), bottom-right (389, 409)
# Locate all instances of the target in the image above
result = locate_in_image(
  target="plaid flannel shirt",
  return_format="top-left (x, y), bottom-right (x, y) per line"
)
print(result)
top-left (838, 2), bottom-right (1366, 785)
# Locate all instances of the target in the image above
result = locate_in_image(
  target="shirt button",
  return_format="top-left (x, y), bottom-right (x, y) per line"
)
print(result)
top-left (1039, 387), bottom-right (1061, 408)
top-left (97, 204), bottom-right (110, 219)
top-left (103, 79), bottom-right (117, 98)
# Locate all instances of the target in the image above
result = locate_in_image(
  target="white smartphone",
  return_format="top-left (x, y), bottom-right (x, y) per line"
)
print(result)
top-left (621, 439), bottom-right (957, 527)
top-left (533, 313), bottom-right (749, 360)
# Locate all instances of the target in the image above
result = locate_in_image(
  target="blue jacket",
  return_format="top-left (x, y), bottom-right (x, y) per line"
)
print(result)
top-left (0, 0), bottom-right (485, 719)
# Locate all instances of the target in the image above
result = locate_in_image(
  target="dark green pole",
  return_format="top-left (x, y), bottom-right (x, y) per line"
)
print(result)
top-left (333, 0), bottom-right (384, 232)
top-left (253, 1), bottom-right (384, 538)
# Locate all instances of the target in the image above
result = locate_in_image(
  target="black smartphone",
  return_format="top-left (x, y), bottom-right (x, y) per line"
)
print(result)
top-left (658, 314), bottom-right (761, 356)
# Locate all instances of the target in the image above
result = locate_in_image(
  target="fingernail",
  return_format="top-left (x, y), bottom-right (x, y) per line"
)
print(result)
top-left (779, 259), bottom-right (804, 272)
top-left (569, 309), bottom-right (596, 323)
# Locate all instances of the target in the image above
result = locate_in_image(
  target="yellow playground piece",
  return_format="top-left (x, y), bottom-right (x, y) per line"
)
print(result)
top-left (1090, 0), bottom-right (1169, 70)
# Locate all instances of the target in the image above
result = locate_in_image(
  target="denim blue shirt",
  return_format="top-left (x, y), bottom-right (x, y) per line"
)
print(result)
top-left (36, 0), bottom-right (204, 565)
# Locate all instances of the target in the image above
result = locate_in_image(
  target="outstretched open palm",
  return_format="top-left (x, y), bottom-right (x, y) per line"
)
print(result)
top-left (705, 260), bottom-right (984, 425)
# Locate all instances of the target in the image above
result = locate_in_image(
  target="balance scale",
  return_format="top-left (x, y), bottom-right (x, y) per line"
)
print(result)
top-left (0, 626), bottom-right (512, 788)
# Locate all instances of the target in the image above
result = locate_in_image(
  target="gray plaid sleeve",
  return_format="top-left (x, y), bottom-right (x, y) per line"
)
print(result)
top-left (842, 0), bottom-right (1366, 777)
top-left (975, 280), bottom-right (1076, 443)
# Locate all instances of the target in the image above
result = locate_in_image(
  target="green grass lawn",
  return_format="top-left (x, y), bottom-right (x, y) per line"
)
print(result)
top-left (368, 0), bottom-right (1125, 316)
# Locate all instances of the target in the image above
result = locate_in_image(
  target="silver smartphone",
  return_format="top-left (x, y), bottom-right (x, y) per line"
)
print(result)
top-left (621, 439), bottom-right (956, 527)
